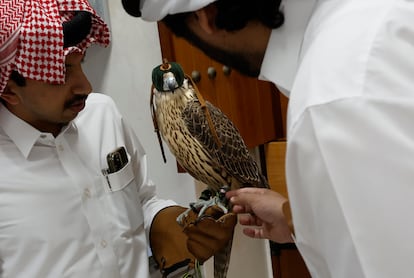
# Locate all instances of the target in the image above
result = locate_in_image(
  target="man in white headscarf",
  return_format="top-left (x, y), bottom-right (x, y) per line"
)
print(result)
top-left (122, 0), bottom-right (414, 277)
top-left (0, 1), bottom-right (235, 277)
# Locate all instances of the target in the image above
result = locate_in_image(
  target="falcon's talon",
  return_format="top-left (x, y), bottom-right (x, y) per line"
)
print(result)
top-left (200, 194), bottom-right (228, 216)
top-left (176, 206), bottom-right (193, 226)
top-left (176, 188), bottom-right (231, 226)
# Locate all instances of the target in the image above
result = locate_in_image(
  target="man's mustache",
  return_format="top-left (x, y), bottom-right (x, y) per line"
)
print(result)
top-left (64, 94), bottom-right (88, 108)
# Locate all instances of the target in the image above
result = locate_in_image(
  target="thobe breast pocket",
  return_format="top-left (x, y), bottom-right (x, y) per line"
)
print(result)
top-left (101, 161), bottom-right (144, 237)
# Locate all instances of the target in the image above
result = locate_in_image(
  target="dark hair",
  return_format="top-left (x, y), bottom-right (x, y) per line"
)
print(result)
top-left (63, 11), bottom-right (92, 48)
top-left (10, 71), bottom-right (26, 87)
top-left (215, 0), bottom-right (284, 31)
top-left (161, 0), bottom-right (284, 77)
top-left (163, 0), bottom-right (284, 37)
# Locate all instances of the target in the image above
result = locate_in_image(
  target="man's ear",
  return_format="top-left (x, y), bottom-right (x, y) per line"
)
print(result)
top-left (194, 4), bottom-right (218, 35)
top-left (1, 82), bottom-right (20, 105)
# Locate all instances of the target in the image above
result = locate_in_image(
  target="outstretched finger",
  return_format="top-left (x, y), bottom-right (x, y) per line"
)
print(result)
top-left (238, 213), bottom-right (263, 227)
top-left (242, 227), bottom-right (265, 239)
top-left (228, 195), bottom-right (256, 211)
top-left (226, 187), bottom-right (267, 199)
top-left (231, 204), bottom-right (247, 214)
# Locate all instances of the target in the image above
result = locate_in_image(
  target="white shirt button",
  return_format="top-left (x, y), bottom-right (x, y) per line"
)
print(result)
top-left (83, 188), bottom-right (91, 198)
top-left (101, 240), bottom-right (107, 248)
top-left (57, 144), bottom-right (64, 152)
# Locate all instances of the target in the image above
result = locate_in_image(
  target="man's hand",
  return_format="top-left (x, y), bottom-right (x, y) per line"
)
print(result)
top-left (226, 187), bottom-right (294, 243)
top-left (150, 205), bottom-right (237, 276)
top-left (150, 206), bottom-right (195, 276)
top-left (181, 205), bottom-right (237, 262)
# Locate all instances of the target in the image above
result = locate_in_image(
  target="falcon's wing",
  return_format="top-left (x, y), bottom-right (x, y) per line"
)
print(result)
top-left (183, 99), bottom-right (265, 187)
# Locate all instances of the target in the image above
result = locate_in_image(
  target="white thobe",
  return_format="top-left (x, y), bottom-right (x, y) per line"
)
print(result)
top-left (0, 93), bottom-right (175, 277)
top-left (261, 0), bottom-right (414, 277)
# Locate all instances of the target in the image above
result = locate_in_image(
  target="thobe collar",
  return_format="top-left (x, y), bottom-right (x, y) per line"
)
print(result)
top-left (0, 103), bottom-right (76, 159)
top-left (259, 0), bottom-right (317, 96)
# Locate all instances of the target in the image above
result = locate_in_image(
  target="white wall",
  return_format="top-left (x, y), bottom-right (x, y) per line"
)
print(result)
top-left (83, 1), bottom-right (273, 277)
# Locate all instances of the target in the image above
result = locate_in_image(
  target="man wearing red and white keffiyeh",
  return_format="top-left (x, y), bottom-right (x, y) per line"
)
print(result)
top-left (0, 0), bottom-right (163, 277)
top-left (0, 1), bottom-right (229, 277)
top-left (0, 0), bottom-right (110, 93)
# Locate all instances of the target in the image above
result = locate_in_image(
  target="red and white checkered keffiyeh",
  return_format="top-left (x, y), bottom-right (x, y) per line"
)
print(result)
top-left (0, 0), bottom-right (110, 93)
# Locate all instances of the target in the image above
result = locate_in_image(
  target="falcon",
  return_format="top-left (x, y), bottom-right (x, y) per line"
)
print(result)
top-left (150, 60), bottom-right (269, 278)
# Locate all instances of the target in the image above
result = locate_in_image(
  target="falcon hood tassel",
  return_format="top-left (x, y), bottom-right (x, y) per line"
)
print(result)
top-left (150, 60), bottom-right (269, 278)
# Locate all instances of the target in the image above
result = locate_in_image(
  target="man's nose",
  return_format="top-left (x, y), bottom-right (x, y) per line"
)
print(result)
top-left (72, 69), bottom-right (92, 95)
